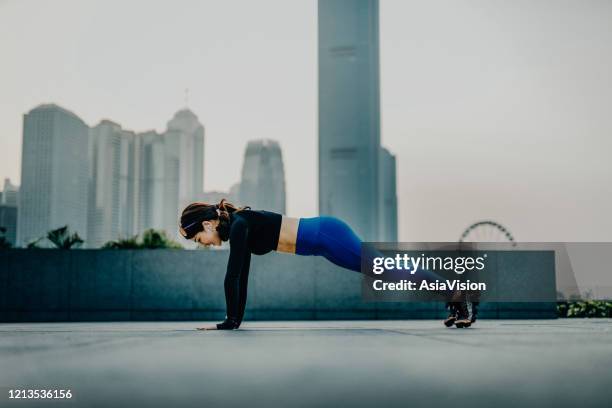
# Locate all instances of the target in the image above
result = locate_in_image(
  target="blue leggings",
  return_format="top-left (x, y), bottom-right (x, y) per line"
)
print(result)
top-left (295, 216), bottom-right (446, 285)
top-left (295, 216), bottom-right (363, 272)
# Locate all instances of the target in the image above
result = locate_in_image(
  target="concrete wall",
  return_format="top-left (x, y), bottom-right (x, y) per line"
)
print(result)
top-left (0, 249), bottom-right (557, 322)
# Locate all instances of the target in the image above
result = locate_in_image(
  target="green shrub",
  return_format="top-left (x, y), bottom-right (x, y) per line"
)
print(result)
top-left (23, 225), bottom-right (84, 249)
top-left (26, 237), bottom-right (44, 249)
top-left (141, 229), bottom-right (183, 249)
top-left (557, 301), bottom-right (612, 318)
top-left (102, 229), bottom-right (183, 249)
top-left (47, 225), bottom-right (84, 249)
top-left (101, 235), bottom-right (141, 249)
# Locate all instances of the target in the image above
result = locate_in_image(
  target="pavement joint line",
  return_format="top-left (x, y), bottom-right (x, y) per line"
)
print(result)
top-left (379, 328), bottom-right (487, 347)
top-left (499, 323), bottom-right (611, 331)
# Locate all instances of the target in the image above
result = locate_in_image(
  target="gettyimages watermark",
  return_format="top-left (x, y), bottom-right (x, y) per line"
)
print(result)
top-left (360, 242), bottom-right (612, 303)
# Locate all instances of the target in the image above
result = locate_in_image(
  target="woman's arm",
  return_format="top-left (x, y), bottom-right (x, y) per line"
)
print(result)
top-left (215, 252), bottom-right (251, 330)
top-left (216, 217), bottom-right (249, 330)
top-left (236, 251), bottom-right (251, 326)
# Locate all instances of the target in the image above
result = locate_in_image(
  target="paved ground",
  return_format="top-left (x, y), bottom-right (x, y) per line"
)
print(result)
top-left (0, 319), bottom-right (611, 408)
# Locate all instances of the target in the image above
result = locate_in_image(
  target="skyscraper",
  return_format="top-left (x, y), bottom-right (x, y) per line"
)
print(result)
top-left (1, 178), bottom-right (19, 206)
top-left (0, 178), bottom-right (18, 246)
top-left (118, 129), bottom-right (138, 239)
top-left (127, 109), bottom-right (204, 242)
top-left (164, 109), bottom-right (205, 240)
top-left (239, 139), bottom-right (286, 213)
top-left (0, 205), bottom-right (17, 247)
top-left (137, 130), bottom-right (166, 233)
top-left (199, 191), bottom-right (236, 206)
top-left (378, 147), bottom-right (398, 241)
top-left (88, 120), bottom-right (131, 248)
top-left (318, 0), bottom-right (381, 241)
top-left (18, 104), bottom-right (89, 247)
top-left (229, 182), bottom-right (242, 205)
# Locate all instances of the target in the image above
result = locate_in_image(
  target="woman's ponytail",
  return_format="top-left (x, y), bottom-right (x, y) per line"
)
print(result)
top-left (215, 199), bottom-right (250, 241)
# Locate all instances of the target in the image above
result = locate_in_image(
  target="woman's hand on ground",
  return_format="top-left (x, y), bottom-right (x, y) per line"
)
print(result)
top-left (216, 318), bottom-right (240, 330)
top-left (196, 326), bottom-right (218, 331)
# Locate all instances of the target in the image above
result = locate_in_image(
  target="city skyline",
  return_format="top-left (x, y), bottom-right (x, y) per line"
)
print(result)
top-left (1, 0), bottom-right (612, 241)
top-left (7, 101), bottom-right (292, 248)
top-left (22, 103), bottom-right (208, 248)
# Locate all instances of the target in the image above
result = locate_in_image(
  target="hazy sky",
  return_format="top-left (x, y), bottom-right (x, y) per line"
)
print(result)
top-left (1, 0), bottom-right (611, 241)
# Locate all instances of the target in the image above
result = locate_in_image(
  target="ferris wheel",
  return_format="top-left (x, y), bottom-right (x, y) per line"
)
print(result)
top-left (459, 220), bottom-right (516, 246)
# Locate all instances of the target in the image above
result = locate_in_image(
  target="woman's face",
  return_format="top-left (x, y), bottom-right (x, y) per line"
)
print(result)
top-left (192, 220), bottom-right (222, 247)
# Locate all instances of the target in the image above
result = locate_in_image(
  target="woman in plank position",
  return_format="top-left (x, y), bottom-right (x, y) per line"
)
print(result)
top-left (178, 199), bottom-right (477, 330)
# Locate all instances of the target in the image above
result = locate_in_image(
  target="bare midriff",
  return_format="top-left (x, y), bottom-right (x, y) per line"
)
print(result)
top-left (276, 216), bottom-right (299, 254)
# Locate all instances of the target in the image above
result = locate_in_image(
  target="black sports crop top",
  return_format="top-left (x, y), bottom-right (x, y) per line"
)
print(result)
top-left (216, 209), bottom-right (282, 330)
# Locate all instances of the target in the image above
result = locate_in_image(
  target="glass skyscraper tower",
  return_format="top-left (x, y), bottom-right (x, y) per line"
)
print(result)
top-left (18, 104), bottom-right (90, 247)
top-left (318, 0), bottom-right (382, 241)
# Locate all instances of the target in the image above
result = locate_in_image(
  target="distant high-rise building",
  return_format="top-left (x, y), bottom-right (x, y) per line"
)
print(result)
top-left (118, 129), bottom-right (138, 239)
top-left (17, 104), bottom-right (89, 247)
top-left (318, 0), bottom-right (381, 241)
top-left (198, 190), bottom-right (238, 207)
top-left (239, 139), bottom-right (286, 213)
top-left (126, 109), bottom-right (204, 243)
top-left (88, 120), bottom-right (135, 248)
top-left (229, 182), bottom-right (242, 205)
top-left (0, 205), bottom-right (17, 247)
top-left (0, 178), bottom-right (18, 246)
top-left (163, 109), bottom-right (205, 241)
top-left (378, 147), bottom-right (398, 241)
top-left (136, 130), bottom-right (166, 233)
top-left (1, 178), bottom-right (19, 206)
